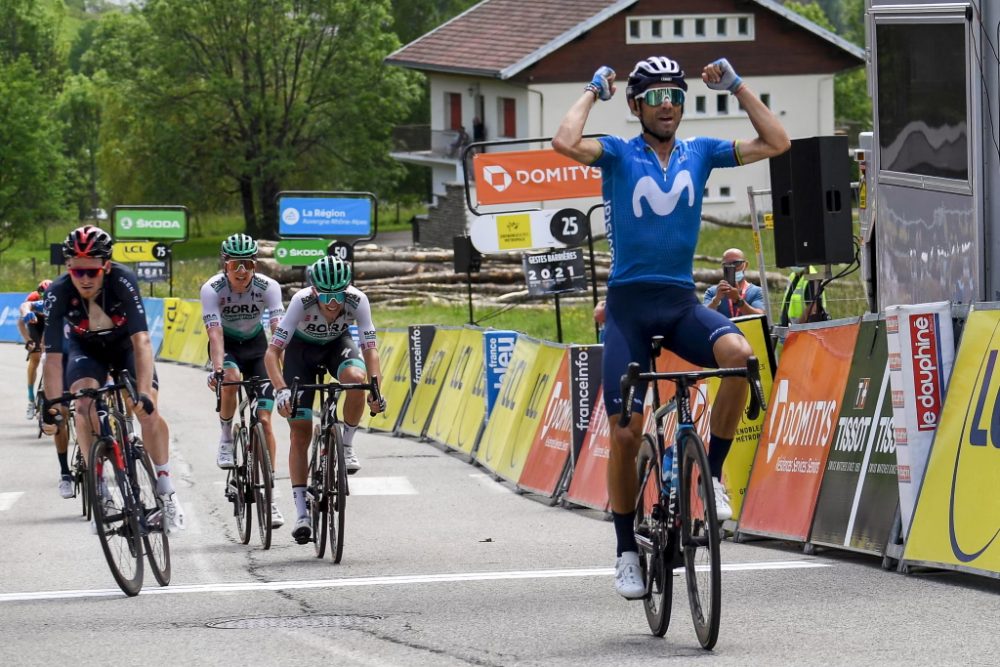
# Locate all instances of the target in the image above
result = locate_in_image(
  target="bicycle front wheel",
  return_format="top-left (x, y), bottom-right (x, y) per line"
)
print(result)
top-left (309, 426), bottom-right (328, 558)
top-left (231, 426), bottom-right (252, 545)
top-left (635, 434), bottom-right (672, 637)
top-left (328, 425), bottom-right (347, 563)
top-left (251, 422), bottom-right (273, 550)
top-left (134, 447), bottom-right (171, 587)
top-left (679, 431), bottom-right (721, 650)
top-left (73, 443), bottom-right (90, 519)
top-left (90, 438), bottom-right (143, 596)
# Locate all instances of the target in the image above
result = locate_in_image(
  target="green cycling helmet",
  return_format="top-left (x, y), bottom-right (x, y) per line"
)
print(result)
top-left (310, 255), bottom-right (351, 292)
top-left (221, 233), bottom-right (258, 258)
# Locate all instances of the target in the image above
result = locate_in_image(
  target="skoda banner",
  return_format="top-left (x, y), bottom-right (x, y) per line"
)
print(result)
top-left (810, 315), bottom-right (899, 555)
top-left (274, 239), bottom-right (329, 266)
top-left (113, 206), bottom-right (187, 241)
top-left (904, 305), bottom-right (1000, 578)
top-left (278, 195), bottom-right (373, 238)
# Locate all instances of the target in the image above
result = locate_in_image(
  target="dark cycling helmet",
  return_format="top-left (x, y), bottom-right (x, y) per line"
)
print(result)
top-left (63, 225), bottom-right (113, 260)
top-left (37, 279), bottom-right (52, 294)
top-left (309, 255), bottom-right (351, 292)
top-left (221, 233), bottom-right (258, 258)
top-left (626, 56), bottom-right (687, 99)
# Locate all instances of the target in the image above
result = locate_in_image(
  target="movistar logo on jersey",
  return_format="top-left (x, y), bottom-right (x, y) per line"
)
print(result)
top-left (632, 171), bottom-right (694, 217)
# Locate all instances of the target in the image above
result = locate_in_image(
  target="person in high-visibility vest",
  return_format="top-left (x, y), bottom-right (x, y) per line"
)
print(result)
top-left (780, 266), bottom-right (828, 325)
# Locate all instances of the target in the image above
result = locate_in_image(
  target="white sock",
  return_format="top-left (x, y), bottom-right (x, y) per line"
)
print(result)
top-left (292, 485), bottom-right (307, 518)
top-left (343, 424), bottom-right (358, 448)
top-left (220, 418), bottom-right (233, 441)
top-left (155, 463), bottom-right (175, 495)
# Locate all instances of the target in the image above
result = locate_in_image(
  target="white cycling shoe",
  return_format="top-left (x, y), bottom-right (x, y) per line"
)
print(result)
top-left (26, 401), bottom-right (36, 420)
top-left (58, 475), bottom-right (74, 499)
top-left (158, 493), bottom-right (187, 534)
top-left (344, 445), bottom-right (361, 474)
top-left (292, 515), bottom-right (311, 544)
top-left (217, 439), bottom-right (235, 469)
top-left (614, 551), bottom-right (646, 600)
top-left (271, 503), bottom-right (284, 529)
top-left (712, 477), bottom-right (733, 522)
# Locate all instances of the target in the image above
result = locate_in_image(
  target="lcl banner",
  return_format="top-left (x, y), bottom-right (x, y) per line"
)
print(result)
top-left (473, 149), bottom-right (601, 206)
top-left (885, 302), bottom-right (955, 538)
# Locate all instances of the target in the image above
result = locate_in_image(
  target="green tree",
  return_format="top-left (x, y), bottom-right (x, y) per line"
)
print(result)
top-left (87, 0), bottom-right (421, 238)
top-left (0, 0), bottom-right (61, 74)
top-left (57, 73), bottom-right (102, 220)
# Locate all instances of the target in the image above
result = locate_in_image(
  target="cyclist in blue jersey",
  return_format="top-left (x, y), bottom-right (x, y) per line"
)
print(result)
top-left (553, 56), bottom-right (789, 599)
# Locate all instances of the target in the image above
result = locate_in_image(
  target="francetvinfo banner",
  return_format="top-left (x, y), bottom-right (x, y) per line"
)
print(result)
top-left (739, 318), bottom-right (861, 542)
top-left (904, 304), bottom-right (1000, 579)
top-left (472, 149), bottom-right (601, 206)
top-left (885, 302), bottom-right (956, 538)
top-left (810, 314), bottom-right (899, 556)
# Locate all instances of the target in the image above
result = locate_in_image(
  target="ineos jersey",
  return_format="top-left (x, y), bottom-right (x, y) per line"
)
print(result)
top-left (594, 135), bottom-right (739, 288)
top-left (200, 272), bottom-right (285, 340)
top-left (270, 286), bottom-right (377, 350)
top-left (43, 262), bottom-right (148, 353)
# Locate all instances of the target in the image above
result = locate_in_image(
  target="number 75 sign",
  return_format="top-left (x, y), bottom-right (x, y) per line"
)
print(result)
top-left (469, 208), bottom-right (588, 254)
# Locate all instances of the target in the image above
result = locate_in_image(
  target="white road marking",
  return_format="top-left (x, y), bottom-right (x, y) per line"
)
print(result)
top-left (0, 492), bottom-right (23, 511)
top-left (0, 560), bottom-right (831, 603)
top-left (348, 476), bottom-right (417, 496)
top-left (469, 473), bottom-right (512, 493)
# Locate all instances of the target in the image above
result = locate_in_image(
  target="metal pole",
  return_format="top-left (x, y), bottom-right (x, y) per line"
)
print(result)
top-left (555, 293), bottom-right (563, 343)
top-left (746, 186), bottom-right (773, 324)
top-left (467, 269), bottom-right (474, 325)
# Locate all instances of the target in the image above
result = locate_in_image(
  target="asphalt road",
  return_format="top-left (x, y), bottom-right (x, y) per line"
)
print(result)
top-left (1, 343), bottom-right (998, 666)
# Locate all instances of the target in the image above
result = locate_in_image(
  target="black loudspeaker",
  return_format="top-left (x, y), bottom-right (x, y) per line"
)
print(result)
top-left (769, 136), bottom-right (854, 268)
top-left (453, 236), bottom-right (481, 273)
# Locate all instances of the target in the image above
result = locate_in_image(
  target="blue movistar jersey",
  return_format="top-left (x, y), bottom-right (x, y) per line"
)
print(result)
top-left (594, 134), bottom-right (740, 288)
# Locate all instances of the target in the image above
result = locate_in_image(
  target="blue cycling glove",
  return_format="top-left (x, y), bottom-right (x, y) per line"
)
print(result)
top-left (585, 66), bottom-right (615, 101)
top-left (22, 312), bottom-right (36, 324)
top-left (706, 58), bottom-right (743, 94)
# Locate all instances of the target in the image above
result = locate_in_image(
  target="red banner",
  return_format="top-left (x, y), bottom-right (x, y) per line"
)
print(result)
top-left (739, 320), bottom-right (861, 541)
top-left (473, 150), bottom-right (602, 205)
top-left (518, 354), bottom-right (572, 497)
top-left (564, 388), bottom-right (611, 511)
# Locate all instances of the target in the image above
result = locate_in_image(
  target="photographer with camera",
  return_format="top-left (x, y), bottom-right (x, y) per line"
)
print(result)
top-left (703, 248), bottom-right (764, 318)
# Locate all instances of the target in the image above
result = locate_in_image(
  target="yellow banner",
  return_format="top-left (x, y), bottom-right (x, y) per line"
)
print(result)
top-left (492, 344), bottom-right (567, 483)
top-left (178, 300), bottom-right (208, 366)
top-left (475, 337), bottom-right (541, 472)
top-left (159, 298), bottom-right (193, 362)
top-left (452, 354), bottom-right (487, 455)
top-left (398, 328), bottom-right (461, 438)
top-left (364, 329), bottom-right (409, 432)
top-left (904, 307), bottom-right (1000, 576)
top-left (112, 241), bottom-right (159, 263)
top-left (426, 328), bottom-right (484, 447)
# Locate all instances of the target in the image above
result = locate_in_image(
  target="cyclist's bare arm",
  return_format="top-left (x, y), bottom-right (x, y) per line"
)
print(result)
top-left (552, 92), bottom-right (604, 166)
top-left (206, 326), bottom-right (226, 374)
top-left (131, 331), bottom-right (156, 406)
top-left (732, 85), bottom-right (790, 165)
top-left (264, 345), bottom-right (285, 391)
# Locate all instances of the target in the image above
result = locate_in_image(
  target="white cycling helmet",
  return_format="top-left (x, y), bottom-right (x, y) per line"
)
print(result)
top-left (626, 56), bottom-right (687, 99)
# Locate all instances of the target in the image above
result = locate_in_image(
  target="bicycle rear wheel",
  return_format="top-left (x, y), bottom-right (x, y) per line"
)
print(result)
top-left (328, 425), bottom-right (347, 563)
top-left (90, 438), bottom-right (143, 596)
top-left (309, 426), bottom-right (328, 557)
top-left (251, 422), bottom-right (273, 550)
top-left (231, 426), bottom-right (252, 545)
top-left (679, 431), bottom-right (721, 649)
top-left (635, 434), bottom-right (672, 637)
top-left (133, 445), bottom-right (171, 587)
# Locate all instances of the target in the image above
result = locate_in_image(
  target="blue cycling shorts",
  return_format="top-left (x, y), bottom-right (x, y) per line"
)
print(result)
top-left (602, 283), bottom-right (742, 416)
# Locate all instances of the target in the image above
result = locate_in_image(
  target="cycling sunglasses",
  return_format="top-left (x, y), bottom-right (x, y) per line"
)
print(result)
top-left (225, 259), bottom-right (255, 272)
top-left (68, 266), bottom-right (107, 279)
top-left (316, 290), bottom-right (347, 305)
top-left (636, 87), bottom-right (686, 107)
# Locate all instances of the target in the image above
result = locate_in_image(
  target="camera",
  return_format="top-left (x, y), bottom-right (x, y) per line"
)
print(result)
top-left (723, 263), bottom-right (737, 286)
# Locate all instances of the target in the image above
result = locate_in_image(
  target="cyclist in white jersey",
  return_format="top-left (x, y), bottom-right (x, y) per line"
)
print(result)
top-left (201, 233), bottom-right (286, 527)
top-left (265, 255), bottom-right (385, 544)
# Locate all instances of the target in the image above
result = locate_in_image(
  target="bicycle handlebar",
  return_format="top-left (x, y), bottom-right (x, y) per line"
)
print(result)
top-left (289, 375), bottom-right (384, 417)
top-left (617, 357), bottom-right (768, 428)
top-left (214, 373), bottom-right (268, 414)
top-left (45, 370), bottom-right (140, 426)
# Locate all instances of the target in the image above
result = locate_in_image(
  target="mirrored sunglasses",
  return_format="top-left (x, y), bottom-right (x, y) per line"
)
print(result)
top-left (225, 259), bottom-right (255, 272)
top-left (69, 267), bottom-right (105, 279)
top-left (316, 291), bottom-right (347, 305)
top-left (637, 87), bottom-right (686, 107)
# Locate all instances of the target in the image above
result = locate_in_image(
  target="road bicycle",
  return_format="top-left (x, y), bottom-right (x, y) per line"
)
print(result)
top-left (48, 370), bottom-right (170, 596)
top-left (289, 374), bottom-right (382, 563)
top-left (619, 339), bottom-right (766, 649)
top-left (215, 374), bottom-right (275, 549)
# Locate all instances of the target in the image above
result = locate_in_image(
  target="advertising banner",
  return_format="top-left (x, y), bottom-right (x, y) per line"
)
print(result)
top-left (472, 149), bottom-right (601, 205)
top-left (810, 315), bottom-right (899, 554)
top-left (483, 330), bottom-right (518, 416)
top-left (475, 337), bottom-right (540, 472)
top-left (518, 352), bottom-right (573, 497)
top-left (398, 328), bottom-right (461, 438)
top-left (739, 318), bottom-right (861, 541)
top-left (407, 325), bottom-right (437, 390)
top-left (470, 209), bottom-right (585, 254)
top-left (145, 298), bottom-right (165, 357)
top-left (492, 343), bottom-right (566, 484)
top-left (904, 305), bottom-right (1000, 577)
top-left (159, 297), bottom-right (194, 362)
top-left (363, 329), bottom-right (410, 432)
top-left (178, 301), bottom-right (208, 366)
top-left (425, 328), bottom-right (484, 448)
top-left (113, 206), bottom-right (187, 240)
top-left (564, 387), bottom-right (611, 512)
top-left (570, 345), bottom-right (602, 461)
top-left (112, 241), bottom-right (168, 263)
top-left (278, 196), bottom-right (372, 238)
top-left (885, 301), bottom-right (956, 538)
top-left (274, 239), bottom-right (329, 266)
top-left (0, 293), bottom-right (26, 343)
top-left (453, 361), bottom-right (488, 456)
